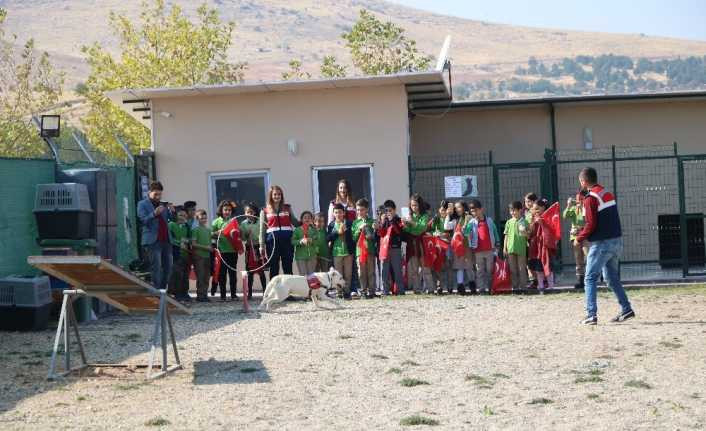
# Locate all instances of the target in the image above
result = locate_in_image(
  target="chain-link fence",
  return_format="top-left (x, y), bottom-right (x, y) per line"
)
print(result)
top-left (409, 143), bottom-right (706, 283)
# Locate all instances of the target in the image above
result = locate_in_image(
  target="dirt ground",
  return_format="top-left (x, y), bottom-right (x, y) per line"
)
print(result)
top-left (1, 286), bottom-right (705, 430)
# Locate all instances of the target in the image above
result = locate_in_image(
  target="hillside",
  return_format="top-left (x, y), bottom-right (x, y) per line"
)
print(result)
top-left (2, 0), bottom-right (706, 99)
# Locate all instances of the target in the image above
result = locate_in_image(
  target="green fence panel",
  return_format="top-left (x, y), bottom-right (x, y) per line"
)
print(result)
top-left (0, 158), bottom-right (55, 277)
top-left (114, 166), bottom-right (139, 267)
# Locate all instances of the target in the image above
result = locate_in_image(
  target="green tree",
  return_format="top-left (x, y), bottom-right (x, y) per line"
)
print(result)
top-left (320, 55), bottom-right (347, 78)
top-left (281, 59), bottom-right (311, 80)
top-left (81, 0), bottom-right (246, 157)
top-left (342, 9), bottom-right (432, 75)
top-left (0, 8), bottom-right (64, 157)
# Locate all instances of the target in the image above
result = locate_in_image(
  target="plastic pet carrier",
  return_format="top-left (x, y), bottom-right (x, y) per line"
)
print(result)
top-left (0, 276), bottom-right (52, 331)
top-left (33, 183), bottom-right (93, 239)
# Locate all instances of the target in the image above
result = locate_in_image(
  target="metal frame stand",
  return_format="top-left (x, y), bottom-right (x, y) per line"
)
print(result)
top-left (48, 290), bottom-right (182, 380)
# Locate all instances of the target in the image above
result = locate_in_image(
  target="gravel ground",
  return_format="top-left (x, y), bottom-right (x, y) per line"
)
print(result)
top-left (1, 286), bottom-right (705, 430)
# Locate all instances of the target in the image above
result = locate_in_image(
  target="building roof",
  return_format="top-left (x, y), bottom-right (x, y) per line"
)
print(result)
top-left (412, 89), bottom-right (706, 112)
top-left (106, 70), bottom-right (451, 128)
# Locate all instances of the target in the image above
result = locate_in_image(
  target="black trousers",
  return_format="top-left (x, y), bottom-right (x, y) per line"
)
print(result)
top-left (266, 231), bottom-right (293, 276)
top-left (218, 252), bottom-right (238, 298)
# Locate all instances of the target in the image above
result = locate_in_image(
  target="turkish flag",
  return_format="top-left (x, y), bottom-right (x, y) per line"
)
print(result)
top-left (422, 234), bottom-right (437, 268)
top-left (379, 226), bottom-right (392, 261)
top-left (541, 202), bottom-right (562, 240)
top-left (222, 218), bottom-right (244, 255)
top-left (357, 228), bottom-right (369, 266)
top-left (433, 238), bottom-right (449, 272)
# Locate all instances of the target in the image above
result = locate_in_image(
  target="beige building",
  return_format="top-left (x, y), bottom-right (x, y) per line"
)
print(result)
top-left (109, 76), bottom-right (706, 276)
top-left (109, 71), bottom-right (451, 218)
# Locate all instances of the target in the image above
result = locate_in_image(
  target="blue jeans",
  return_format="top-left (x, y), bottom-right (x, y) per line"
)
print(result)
top-left (144, 241), bottom-right (173, 290)
top-left (584, 237), bottom-right (632, 318)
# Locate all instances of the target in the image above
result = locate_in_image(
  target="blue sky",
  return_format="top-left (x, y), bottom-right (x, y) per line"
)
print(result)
top-left (387, 0), bottom-right (706, 41)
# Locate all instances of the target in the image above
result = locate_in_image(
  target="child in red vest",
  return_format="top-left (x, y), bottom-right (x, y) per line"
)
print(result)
top-left (527, 198), bottom-right (558, 293)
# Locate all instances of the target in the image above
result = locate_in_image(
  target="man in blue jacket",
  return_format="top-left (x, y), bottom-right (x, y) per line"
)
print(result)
top-left (137, 181), bottom-right (173, 290)
top-left (576, 167), bottom-right (634, 325)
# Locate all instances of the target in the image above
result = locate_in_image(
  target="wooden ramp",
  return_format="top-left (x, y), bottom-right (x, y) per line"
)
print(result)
top-left (28, 255), bottom-right (191, 380)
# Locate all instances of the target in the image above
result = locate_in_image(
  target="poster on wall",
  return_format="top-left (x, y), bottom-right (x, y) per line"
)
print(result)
top-left (444, 175), bottom-right (478, 198)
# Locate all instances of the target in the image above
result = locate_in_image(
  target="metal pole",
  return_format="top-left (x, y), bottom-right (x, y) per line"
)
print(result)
top-left (677, 157), bottom-right (688, 277)
top-left (72, 131), bottom-right (95, 164)
top-left (48, 293), bottom-right (69, 380)
top-left (64, 297), bottom-right (71, 373)
top-left (160, 293), bottom-right (167, 371)
top-left (492, 165), bottom-right (501, 224)
top-left (166, 309), bottom-right (181, 366)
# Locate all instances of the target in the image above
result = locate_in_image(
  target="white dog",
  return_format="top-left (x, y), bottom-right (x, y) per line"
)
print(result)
top-left (258, 268), bottom-right (345, 312)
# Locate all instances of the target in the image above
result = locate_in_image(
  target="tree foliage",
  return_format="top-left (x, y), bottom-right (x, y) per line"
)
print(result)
top-left (320, 55), bottom-right (347, 78)
top-left (0, 8), bottom-right (64, 157)
top-left (281, 59), bottom-right (311, 80)
top-left (342, 9), bottom-right (432, 75)
top-left (81, 0), bottom-right (246, 157)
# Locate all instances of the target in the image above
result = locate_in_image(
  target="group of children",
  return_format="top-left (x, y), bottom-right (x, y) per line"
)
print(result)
top-left (163, 188), bottom-right (587, 303)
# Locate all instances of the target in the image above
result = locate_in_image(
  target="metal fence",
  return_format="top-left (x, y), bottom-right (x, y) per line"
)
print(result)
top-left (409, 143), bottom-right (706, 283)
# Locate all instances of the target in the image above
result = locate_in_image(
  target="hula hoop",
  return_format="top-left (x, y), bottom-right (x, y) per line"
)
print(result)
top-left (215, 214), bottom-right (277, 274)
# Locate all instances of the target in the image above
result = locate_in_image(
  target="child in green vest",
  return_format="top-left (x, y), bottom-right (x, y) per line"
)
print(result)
top-left (503, 201), bottom-right (529, 291)
top-left (563, 193), bottom-right (589, 289)
top-left (292, 210), bottom-right (319, 275)
top-left (430, 200), bottom-right (453, 294)
top-left (403, 193), bottom-right (433, 294)
top-left (167, 207), bottom-right (191, 302)
top-left (191, 209), bottom-right (213, 302)
top-left (211, 200), bottom-right (238, 301)
top-left (352, 198), bottom-right (377, 299)
top-left (314, 212), bottom-right (330, 272)
top-left (241, 203), bottom-right (266, 298)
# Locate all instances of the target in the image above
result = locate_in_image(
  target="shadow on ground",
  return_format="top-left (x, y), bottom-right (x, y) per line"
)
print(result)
top-left (0, 298), bottom-right (263, 415)
top-left (192, 359), bottom-right (270, 385)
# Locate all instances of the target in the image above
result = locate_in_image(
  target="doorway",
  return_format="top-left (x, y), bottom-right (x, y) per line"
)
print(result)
top-left (208, 170), bottom-right (269, 218)
top-left (312, 164), bottom-right (375, 216)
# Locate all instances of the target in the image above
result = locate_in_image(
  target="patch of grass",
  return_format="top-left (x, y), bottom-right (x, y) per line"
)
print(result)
top-left (574, 375), bottom-right (604, 384)
top-left (689, 393), bottom-right (701, 399)
top-left (481, 405), bottom-right (495, 416)
top-left (145, 417), bottom-right (170, 426)
top-left (240, 367), bottom-right (259, 373)
top-left (400, 415), bottom-right (439, 426)
top-left (625, 379), bottom-right (652, 389)
top-left (465, 374), bottom-right (494, 389)
top-left (588, 369), bottom-right (605, 376)
top-left (76, 396), bottom-right (87, 401)
top-left (387, 367), bottom-right (402, 374)
top-left (491, 373), bottom-right (510, 379)
top-left (337, 334), bottom-right (354, 340)
top-left (587, 393), bottom-right (600, 400)
top-left (401, 360), bottom-right (420, 366)
top-left (658, 341), bottom-right (683, 349)
top-left (54, 402), bottom-right (69, 407)
top-left (330, 351), bottom-right (344, 356)
top-left (371, 354), bottom-right (389, 360)
top-left (528, 397), bottom-right (553, 405)
top-left (400, 378), bottom-right (430, 387)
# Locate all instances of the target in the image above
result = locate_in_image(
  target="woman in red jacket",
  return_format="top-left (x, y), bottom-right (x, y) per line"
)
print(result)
top-left (259, 185), bottom-right (298, 277)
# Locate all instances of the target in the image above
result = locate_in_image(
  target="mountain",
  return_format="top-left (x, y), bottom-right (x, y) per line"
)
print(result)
top-left (3, 0), bottom-right (706, 99)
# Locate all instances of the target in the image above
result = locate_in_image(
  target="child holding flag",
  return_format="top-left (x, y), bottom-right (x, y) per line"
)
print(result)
top-left (528, 198), bottom-right (560, 293)
top-left (327, 203), bottom-right (355, 298)
top-left (292, 210), bottom-right (319, 275)
top-left (430, 200), bottom-right (452, 294)
top-left (403, 193), bottom-right (433, 294)
top-left (352, 198), bottom-right (377, 299)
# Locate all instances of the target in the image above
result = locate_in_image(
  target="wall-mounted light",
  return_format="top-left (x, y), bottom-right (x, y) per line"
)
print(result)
top-left (583, 127), bottom-right (593, 150)
top-left (287, 138), bottom-right (298, 156)
top-left (159, 111), bottom-right (172, 118)
top-left (40, 114), bottom-right (61, 138)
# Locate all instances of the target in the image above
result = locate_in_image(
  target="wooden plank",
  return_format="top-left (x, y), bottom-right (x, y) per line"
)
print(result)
top-left (28, 256), bottom-right (191, 315)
